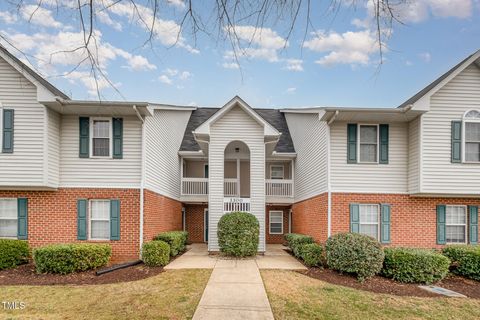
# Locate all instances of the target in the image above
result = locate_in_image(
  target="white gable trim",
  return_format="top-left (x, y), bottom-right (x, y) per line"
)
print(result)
top-left (194, 96), bottom-right (280, 136)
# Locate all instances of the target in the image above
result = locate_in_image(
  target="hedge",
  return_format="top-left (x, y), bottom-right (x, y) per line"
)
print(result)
top-left (299, 243), bottom-right (324, 267)
top-left (142, 240), bottom-right (170, 267)
top-left (326, 233), bottom-right (384, 281)
top-left (0, 239), bottom-right (29, 270)
top-left (33, 243), bottom-right (111, 274)
top-left (218, 211), bottom-right (259, 257)
top-left (382, 248), bottom-right (450, 284)
top-left (154, 231), bottom-right (188, 257)
top-left (442, 245), bottom-right (480, 281)
top-left (284, 233), bottom-right (314, 257)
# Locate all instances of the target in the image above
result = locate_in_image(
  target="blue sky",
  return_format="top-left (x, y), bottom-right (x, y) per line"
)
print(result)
top-left (0, 0), bottom-right (479, 108)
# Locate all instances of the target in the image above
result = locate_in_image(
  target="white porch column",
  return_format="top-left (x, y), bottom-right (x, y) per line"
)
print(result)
top-left (236, 158), bottom-right (240, 197)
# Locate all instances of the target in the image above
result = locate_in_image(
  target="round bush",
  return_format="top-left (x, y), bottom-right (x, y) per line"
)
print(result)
top-left (442, 245), bottom-right (480, 281)
top-left (326, 233), bottom-right (384, 281)
top-left (154, 231), bottom-right (188, 257)
top-left (299, 243), bottom-right (324, 267)
top-left (0, 239), bottom-right (29, 270)
top-left (284, 233), bottom-right (314, 257)
top-left (33, 243), bottom-right (111, 274)
top-left (218, 211), bottom-right (259, 257)
top-left (382, 248), bottom-right (450, 284)
top-left (142, 240), bottom-right (170, 267)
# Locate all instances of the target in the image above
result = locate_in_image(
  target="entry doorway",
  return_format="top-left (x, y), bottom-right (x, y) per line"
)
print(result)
top-left (204, 209), bottom-right (209, 242)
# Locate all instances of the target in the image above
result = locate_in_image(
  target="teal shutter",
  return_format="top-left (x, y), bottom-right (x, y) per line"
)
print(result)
top-left (451, 121), bottom-right (462, 163)
top-left (77, 199), bottom-right (87, 240)
top-left (2, 109), bottom-right (14, 153)
top-left (112, 118), bottom-right (123, 159)
top-left (379, 124), bottom-right (389, 164)
top-left (469, 206), bottom-right (478, 244)
top-left (110, 199), bottom-right (120, 240)
top-left (436, 205), bottom-right (446, 245)
top-left (17, 198), bottom-right (28, 240)
top-left (380, 204), bottom-right (391, 244)
top-left (79, 117), bottom-right (90, 158)
top-left (347, 124), bottom-right (357, 163)
top-left (350, 204), bottom-right (360, 233)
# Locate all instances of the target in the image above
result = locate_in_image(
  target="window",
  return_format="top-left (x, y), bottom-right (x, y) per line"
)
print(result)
top-left (446, 205), bottom-right (467, 244)
top-left (359, 204), bottom-right (379, 240)
top-left (204, 164), bottom-right (209, 178)
top-left (0, 199), bottom-right (17, 238)
top-left (464, 110), bottom-right (480, 162)
top-left (359, 125), bottom-right (378, 163)
top-left (270, 165), bottom-right (284, 179)
top-left (89, 200), bottom-right (110, 240)
top-left (91, 118), bottom-right (111, 157)
top-left (269, 211), bottom-right (283, 234)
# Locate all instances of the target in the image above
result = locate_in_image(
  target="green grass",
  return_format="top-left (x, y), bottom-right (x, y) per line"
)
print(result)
top-left (261, 270), bottom-right (480, 320)
top-left (0, 269), bottom-right (211, 320)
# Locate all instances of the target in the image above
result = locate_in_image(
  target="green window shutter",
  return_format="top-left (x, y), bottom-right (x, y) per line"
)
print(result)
top-left (380, 204), bottom-right (391, 244)
top-left (350, 204), bottom-right (360, 233)
top-left (347, 124), bottom-right (357, 163)
top-left (17, 198), bottom-right (28, 240)
top-left (379, 124), bottom-right (389, 164)
top-left (110, 199), bottom-right (120, 240)
top-left (468, 206), bottom-right (478, 245)
top-left (79, 117), bottom-right (90, 158)
top-left (436, 205), bottom-right (446, 245)
top-left (77, 199), bottom-right (87, 240)
top-left (2, 109), bottom-right (14, 153)
top-left (112, 118), bottom-right (123, 159)
top-left (451, 121), bottom-right (462, 163)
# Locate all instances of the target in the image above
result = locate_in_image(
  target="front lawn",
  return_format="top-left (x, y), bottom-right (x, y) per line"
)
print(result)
top-left (261, 270), bottom-right (480, 320)
top-left (0, 269), bottom-right (211, 320)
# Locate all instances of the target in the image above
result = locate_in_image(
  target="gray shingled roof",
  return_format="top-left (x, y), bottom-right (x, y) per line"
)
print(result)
top-left (180, 107), bottom-right (295, 153)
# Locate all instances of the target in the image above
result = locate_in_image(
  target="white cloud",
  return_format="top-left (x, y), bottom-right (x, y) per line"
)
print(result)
top-left (124, 54), bottom-right (157, 71)
top-left (167, 0), bottom-right (186, 9)
top-left (179, 71), bottom-right (192, 80)
top-left (285, 87), bottom-right (296, 94)
top-left (304, 30), bottom-right (378, 66)
top-left (158, 68), bottom-right (192, 84)
top-left (159, 74), bottom-right (173, 85)
top-left (0, 11), bottom-right (17, 24)
top-left (21, 4), bottom-right (62, 28)
top-left (419, 52), bottom-right (432, 63)
top-left (222, 62), bottom-right (240, 69)
top-left (164, 68), bottom-right (179, 76)
top-left (65, 70), bottom-right (121, 96)
top-left (96, 10), bottom-right (122, 31)
top-left (284, 59), bottom-right (303, 72)
top-left (405, 60), bottom-right (413, 66)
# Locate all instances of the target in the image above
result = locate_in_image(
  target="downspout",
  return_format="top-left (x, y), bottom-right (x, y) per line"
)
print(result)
top-left (326, 110), bottom-right (339, 238)
top-left (133, 105), bottom-right (145, 257)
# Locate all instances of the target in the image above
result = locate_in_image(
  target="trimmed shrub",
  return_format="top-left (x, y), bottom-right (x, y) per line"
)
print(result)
top-left (326, 233), bottom-right (384, 281)
top-left (0, 239), bottom-right (29, 270)
top-left (218, 211), bottom-right (259, 257)
top-left (442, 245), bottom-right (480, 281)
top-left (154, 231), bottom-right (188, 257)
top-left (284, 233), bottom-right (314, 257)
top-left (299, 243), bottom-right (324, 267)
top-left (382, 248), bottom-right (450, 284)
top-left (142, 240), bottom-right (170, 267)
top-left (33, 243), bottom-right (111, 274)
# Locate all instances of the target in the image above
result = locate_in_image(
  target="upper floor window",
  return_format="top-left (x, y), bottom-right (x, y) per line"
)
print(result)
top-left (464, 110), bottom-right (480, 162)
top-left (359, 125), bottom-right (378, 163)
top-left (270, 165), bottom-right (284, 179)
top-left (0, 198), bottom-right (17, 238)
top-left (91, 118), bottom-right (111, 157)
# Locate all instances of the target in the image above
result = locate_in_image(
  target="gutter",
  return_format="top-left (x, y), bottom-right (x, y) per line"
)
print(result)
top-left (133, 105), bottom-right (146, 258)
top-left (325, 111), bottom-right (338, 238)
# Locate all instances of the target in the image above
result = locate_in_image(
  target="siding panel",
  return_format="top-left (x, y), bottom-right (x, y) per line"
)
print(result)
top-left (46, 108), bottom-right (60, 187)
top-left (408, 116), bottom-right (421, 193)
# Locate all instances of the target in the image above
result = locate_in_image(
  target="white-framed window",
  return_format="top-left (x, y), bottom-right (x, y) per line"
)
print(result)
top-left (0, 198), bottom-right (17, 238)
top-left (90, 118), bottom-right (112, 158)
top-left (358, 125), bottom-right (379, 163)
top-left (270, 165), bottom-right (284, 179)
top-left (269, 211), bottom-right (283, 234)
top-left (446, 205), bottom-right (467, 244)
top-left (359, 204), bottom-right (380, 240)
top-left (463, 110), bottom-right (480, 163)
top-left (89, 200), bottom-right (110, 240)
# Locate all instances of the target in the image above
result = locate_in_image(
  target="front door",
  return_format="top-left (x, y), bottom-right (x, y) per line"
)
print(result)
top-left (204, 209), bottom-right (209, 242)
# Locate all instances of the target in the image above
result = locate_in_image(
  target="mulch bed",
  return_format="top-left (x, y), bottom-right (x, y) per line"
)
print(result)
top-left (0, 262), bottom-right (164, 286)
top-left (303, 268), bottom-right (480, 299)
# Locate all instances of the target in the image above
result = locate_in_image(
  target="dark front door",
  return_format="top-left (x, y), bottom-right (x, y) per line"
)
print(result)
top-left (204, 209), bottom-right (209, 242)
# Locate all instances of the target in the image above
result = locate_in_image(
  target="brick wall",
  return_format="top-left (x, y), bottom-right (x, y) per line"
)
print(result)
top-left (291, 193), bottom-right (328, 242)
top-left (0, 188), bottom-right (140, 262)
top-left (143, 189), bottom-right (183, 242)
top-left (265, 206), bottom-right (290, 244)
top-left (184, 204), bottom-right (207, 243)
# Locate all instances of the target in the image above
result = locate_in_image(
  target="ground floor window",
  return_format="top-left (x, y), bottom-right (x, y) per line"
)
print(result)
top-left (89, 200), bottom-right (110, 240)
top-left (446, 205), bottom-right (467, 244)
top-left (0, 198), bottom-right (17, 238)
top-left (269, 211), bottom-right (283, 234)
top-left (359, 204), bottom-right (380, 240)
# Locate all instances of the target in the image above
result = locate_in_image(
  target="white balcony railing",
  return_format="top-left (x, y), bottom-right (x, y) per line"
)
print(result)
top-left (224, 197), bottom-right (251, 212)
top-left (265, 179), bottom-right (293, 197)
top-left (224, 178), bottom-right (239, 197)
top-left (181, 177), bottom-right (208, 196)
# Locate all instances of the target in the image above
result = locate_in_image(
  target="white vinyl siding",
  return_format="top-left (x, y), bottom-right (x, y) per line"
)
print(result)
top-left (422, 64), bottom-right (480, 193)
top-left (446, 205), bottom-right (467, 244)
top-left (145, 109), bottom-right (192, 199)
top-left (60, 115), bottom-right (142, 188)
top-left (407, 116), bottom-right (421, 193)
top-left (0, 199), bottom-right (17, 238)
top-left (359, 204), bottom-right (380, 240)
top-left (89, 200), bottom-right (110, 240)
top-left (330, 121), bottom-right (408, 193)
top-left (269, 211), bottom-right (283, 234)
top-left (284, 113), bottom-right (328, 202)
top-left (46, 108), bottom-right (60, 187)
